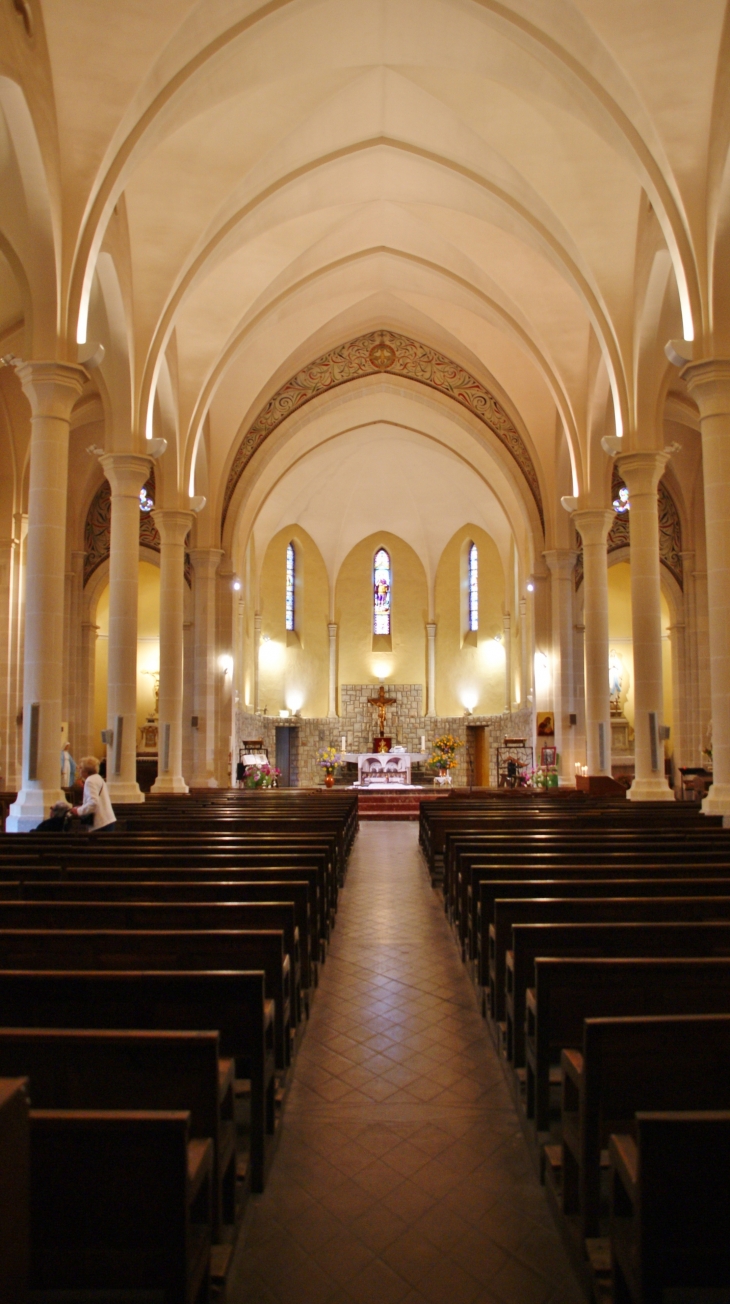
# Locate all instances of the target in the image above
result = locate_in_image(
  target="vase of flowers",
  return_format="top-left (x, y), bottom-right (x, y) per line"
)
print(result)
top-left (428, 734), bottom-right (462, 785)
top-left (243, 762), bottom-right (281, 789)
top-left (317, 746), bottom-right (342, 788)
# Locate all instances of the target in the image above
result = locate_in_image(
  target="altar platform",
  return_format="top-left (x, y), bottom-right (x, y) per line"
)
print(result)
top-left (357, 788), bottom-right (452, 820)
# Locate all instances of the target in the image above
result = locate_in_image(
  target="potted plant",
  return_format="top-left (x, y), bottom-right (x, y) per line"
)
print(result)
top-left (428, 734), bottom-right (462, 785)
top-left (242, 761), bottom-right (281, 789)
top-left (317, 746), bottom-right (342, 788)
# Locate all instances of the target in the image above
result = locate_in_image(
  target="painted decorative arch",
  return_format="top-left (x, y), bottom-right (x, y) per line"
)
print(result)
top-left (83, 467), bottom-right (192, 587)
top-left (574, 466), bottom-right (683, 590)
top-left (222, 330), bottom-right (544, 531)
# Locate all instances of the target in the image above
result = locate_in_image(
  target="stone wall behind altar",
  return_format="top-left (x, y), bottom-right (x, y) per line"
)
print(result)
top-left (235, 701), bottom-right (534, 788)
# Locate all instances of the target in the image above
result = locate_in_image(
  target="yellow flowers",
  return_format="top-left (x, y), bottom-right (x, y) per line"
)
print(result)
top-left (428, 734), bottom-right (463, 770)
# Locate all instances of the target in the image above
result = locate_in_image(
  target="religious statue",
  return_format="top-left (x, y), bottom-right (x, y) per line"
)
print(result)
top-left (367, 684), bottom-right (396, 740)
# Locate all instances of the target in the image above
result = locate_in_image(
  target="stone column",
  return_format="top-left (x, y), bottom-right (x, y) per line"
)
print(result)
top-left (542, 550), bottom-right (577, 781)
top-left (78, 620), bottom-right (98, 760)
top-left (616, 450), bottom-right (674, 800)
top-left (426, 622), bottom-right (436, 717)
top-left (253, 613), bottom-right (262, 714)
top-left (573, 510), bottom-right (614, 775)
top-left (503, 613), bottom-right (512, 713)
top-left (327, 623), bottom-right (338, 717)
top-left (9, 513), bottom-right (27, 788)
top-left (519, 595), bottom-right (531, 706)
top-left (0, 538), bottom-right (16, 787)
top-left (67, 551), bottom-right (86, 750)
top-left (99, 453), bottom-right (151, 804)
top-left (7, 362), bottom-right (87, 831)
top-left (681, 361), bottom-right (730, 814)
top-left (189, 549), bottom-right (223, 787)
top-left (668, 620), bottom-right (688, 774)
top-left (151, 510), bottom-right (193, 793)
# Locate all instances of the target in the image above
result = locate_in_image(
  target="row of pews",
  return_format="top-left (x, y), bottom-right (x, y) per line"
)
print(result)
top-left (0, 787), bottom-right (357, 1304)
top-left (420, 790), bottom-right (730, 1303)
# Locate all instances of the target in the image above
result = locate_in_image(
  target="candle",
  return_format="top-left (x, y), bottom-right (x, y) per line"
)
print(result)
top-left (341, 736), bottom-right (346, 754)
top-left (421, 735), bottom-right (426, 753)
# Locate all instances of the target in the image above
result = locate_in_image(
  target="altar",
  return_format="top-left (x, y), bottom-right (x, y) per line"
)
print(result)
top-left (343, 752), bottom-right (428, 787)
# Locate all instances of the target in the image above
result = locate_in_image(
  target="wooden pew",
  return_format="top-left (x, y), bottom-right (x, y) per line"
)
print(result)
top-left (22, 877), bottom-right (317, 997)
top-left (0, 1077), bottom-right (28, 1304)
top-left (609, 1111), bottom-right (730, 1304)
top-left (556, 1013), bottom-right (730, 1240)
top-left (0, 929), bottom-right (291, 1072)
top-left (508, 920), bottom-right (730, 1070)
top-left (29, 1108), bottom-right (212, 1304)
top-left (475, 877), bottom-right (730, 991)
top-left (0, 900), bottom-right (303, 1027)
top-left (0, 970), bottom-right (275, 1191)
top-left (490, 897), bottom-right (730, 1027)
top-left (0, 1028), bottom-right (237, 1241)
top-left (525, 957), bottom-right (730, 1133)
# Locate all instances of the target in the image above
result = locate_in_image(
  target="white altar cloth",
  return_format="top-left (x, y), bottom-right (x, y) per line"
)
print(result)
top-left (346, 752), bottom-right (427, 787)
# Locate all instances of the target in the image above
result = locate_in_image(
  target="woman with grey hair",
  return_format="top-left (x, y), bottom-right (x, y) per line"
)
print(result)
top-left (69, 756), bottom-right (116, 832)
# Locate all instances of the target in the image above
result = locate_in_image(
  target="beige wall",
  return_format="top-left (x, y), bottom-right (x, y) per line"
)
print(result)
top-left (335, 531), bottom-right (428, 697)
top-left (93, 561), bottom-right (160, 755)
top-left (258, 526), bottom-right (329, 718)
top-left (607, 560), bottom-right (673, 753)
top-left (434, 525), bottom-right (507, 718)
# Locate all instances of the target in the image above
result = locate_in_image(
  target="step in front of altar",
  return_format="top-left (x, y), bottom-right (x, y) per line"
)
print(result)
top-left (357, 790), bottom-right (452, 820)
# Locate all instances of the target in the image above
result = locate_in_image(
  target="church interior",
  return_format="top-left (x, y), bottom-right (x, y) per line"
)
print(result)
top-left (1, 2), bottom-right (730, 1302)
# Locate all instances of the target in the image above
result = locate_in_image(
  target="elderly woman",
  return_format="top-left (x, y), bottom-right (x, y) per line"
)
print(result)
top-left (69, 756), bottom-right (116, 832)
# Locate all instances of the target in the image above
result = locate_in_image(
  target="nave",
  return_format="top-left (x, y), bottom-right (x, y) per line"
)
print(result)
top-left (230, 821), bottom-right (582, 1304)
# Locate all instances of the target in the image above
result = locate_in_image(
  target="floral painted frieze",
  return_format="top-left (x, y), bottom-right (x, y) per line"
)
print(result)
top-left (222, 330), bottom-right (545, 530)
top-left (83, 467), bottom-right (192, 586)
top-left (574, 467), bottom-right (683, 590)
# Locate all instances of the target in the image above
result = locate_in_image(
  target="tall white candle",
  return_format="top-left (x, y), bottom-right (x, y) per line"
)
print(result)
top-left (341, 736), bottom-right (346, 753)
top-left (421, 735), bottom-right (426, 753)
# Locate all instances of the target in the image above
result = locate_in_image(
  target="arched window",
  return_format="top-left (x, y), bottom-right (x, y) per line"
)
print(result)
top-left (468, 543), bottom-right (478, 631)
top-left (285, 542), bottom-right (295, 630)
top-left (373, 548), bottom-right (391, 634)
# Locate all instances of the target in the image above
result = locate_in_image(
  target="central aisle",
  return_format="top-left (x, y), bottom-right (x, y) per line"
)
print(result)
top-left (231, 822), bottom-right (583, 1304)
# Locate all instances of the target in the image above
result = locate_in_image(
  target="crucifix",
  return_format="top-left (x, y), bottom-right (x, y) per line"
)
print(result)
top-left (367, 684), bottom-right (397, 742)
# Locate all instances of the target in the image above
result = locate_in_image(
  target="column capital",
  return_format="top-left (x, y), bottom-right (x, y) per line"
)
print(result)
top-left (426, 622), bottom-right (437, 637)
top-left (680, 358), bottom-right (730, 417)
top-left (100, 453), bottom-right (152, 499)
top-left (572, 508), bottom-right (614, 546)
top-left (16, 361), bottom-right (87, 421)
top-left (543, 548), bottom-right (577, 578)
top-left (189, 548), bottom-right (223, 578)
top-left (152, 509), bottom-right (194, 547)
top-left (615, 449), bottom-right (671, 496)
top-left (328, 622), bottom-right (338, 637)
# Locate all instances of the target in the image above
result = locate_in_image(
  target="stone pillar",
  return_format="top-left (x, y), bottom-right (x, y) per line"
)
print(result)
top-left (426, 622), bottom-right (436, 717)
top-left (573, 510), bottom-right (614, 776)
top-left (0, 538), bottom-right (16, 787)
top-left (253, 612), bottom-right (262, 713)
top-left (616, 450), bottom-right (674, 800)
top-left (189, 549), bottom-right (222, 787)
top-left (519, 595), bottom-right (532, 706)
top-left (327, 623), bottom-right (338, 717)
top-left (542, 549), bottom-right (577, 781)
top-left (7, 362), bottom-right (87, 831)
top-left (668, 620), bottom-right (688, 774)
top-left (99, 453), bottom-right (151, 804)
top-left (9, 513), bottom-right (27, 788)
top-left (67, 551), bottom-right (85, 750)
top-left (151, 510), bottom-right (193, 794)
top-left (503, 612), bottom-right (512, 712)
top-left (78, 620), bottom-right (98, 760)
top-left (681, 362), bottom-right (730, 812)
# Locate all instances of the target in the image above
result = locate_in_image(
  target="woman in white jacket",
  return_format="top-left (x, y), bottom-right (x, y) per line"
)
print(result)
top-left (70, 756), bottom-right (117, 832)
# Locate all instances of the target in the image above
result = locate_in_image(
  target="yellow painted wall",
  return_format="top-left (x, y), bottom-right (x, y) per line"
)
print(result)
top-left (607, 560), bottom-right (673, 751)
top-left (259, 526), bottom-right (329, 717)
top-left (94, 561), bottom-right (160, 754)
top-left (335, 532), bottom-right (428, 695)
top-left (435, 525), bottom-right (507, 716)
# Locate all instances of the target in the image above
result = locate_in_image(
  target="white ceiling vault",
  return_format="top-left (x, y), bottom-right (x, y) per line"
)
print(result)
top-left (0, 0), bottom-right (728, 560)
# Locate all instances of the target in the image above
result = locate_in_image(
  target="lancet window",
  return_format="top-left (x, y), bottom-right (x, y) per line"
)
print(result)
top-left (286, 542), bottom-right (295, 630)
top-left (468, 543), bottom-right (479, 631)
top-left (373, 548), bottom-right (391, 634)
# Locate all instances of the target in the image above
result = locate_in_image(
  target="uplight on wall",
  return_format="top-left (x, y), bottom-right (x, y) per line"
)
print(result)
top-left (461, 689), bottom-right (478, 714)
top-left (286, 690), bottom-right (304, 714)
top-left (259, 638), bottom-right (284, 670)
top-left (526, 581), bottom-right (535, 593)
top-left (534, 651), bottom-right (550, 694)
top-left (372, 658), bottom-right (391, 681)
top-left (219, 655), bottom-right (233, 677)
top-left (231, 576), bottom-right (242, 592)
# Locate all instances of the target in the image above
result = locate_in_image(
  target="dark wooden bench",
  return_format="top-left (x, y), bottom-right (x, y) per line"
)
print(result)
top-left (0, 1028), bottom-right (237, 1241)
top-left (609, 1111), bottom-right (730, 1304)
top-left (509, 920), bottom-right (730, 1070)
top-left (29, 1107), bottom-right (212, 1304)
top-left (0, 970), bottom-right (275, 1191)
top-left (0, 1077), bottom-right (28, 1304)
top-left (0, 928), bottom-right (291, 1072)
top-left (556, 1013), bottom-right (730, 1241)
top-left (525, 957), bottom-right (730, 1133)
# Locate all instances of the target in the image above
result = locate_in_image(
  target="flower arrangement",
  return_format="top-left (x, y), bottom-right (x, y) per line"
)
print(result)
top-left (428, 734), bottom-right (463, 771)
top-left (243, 762), bottom-right (280, 789)
top-left (317, 746), bottom-right (342, 775)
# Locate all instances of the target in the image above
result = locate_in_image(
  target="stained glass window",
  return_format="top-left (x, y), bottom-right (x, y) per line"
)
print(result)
top-left (468, 543), bottom-right (478, 631)
top-left (286, 542), bottom-right (295, 631)
top-left (373, 548), bottom-right (391, 634)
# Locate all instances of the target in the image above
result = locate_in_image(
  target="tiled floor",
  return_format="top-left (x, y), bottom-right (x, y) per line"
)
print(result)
top-left (229, 821), bottom-right (584, 1304)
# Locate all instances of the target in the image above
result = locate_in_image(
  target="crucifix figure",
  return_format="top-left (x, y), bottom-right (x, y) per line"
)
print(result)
top-left (367, 684), bottom-right (397, 739)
